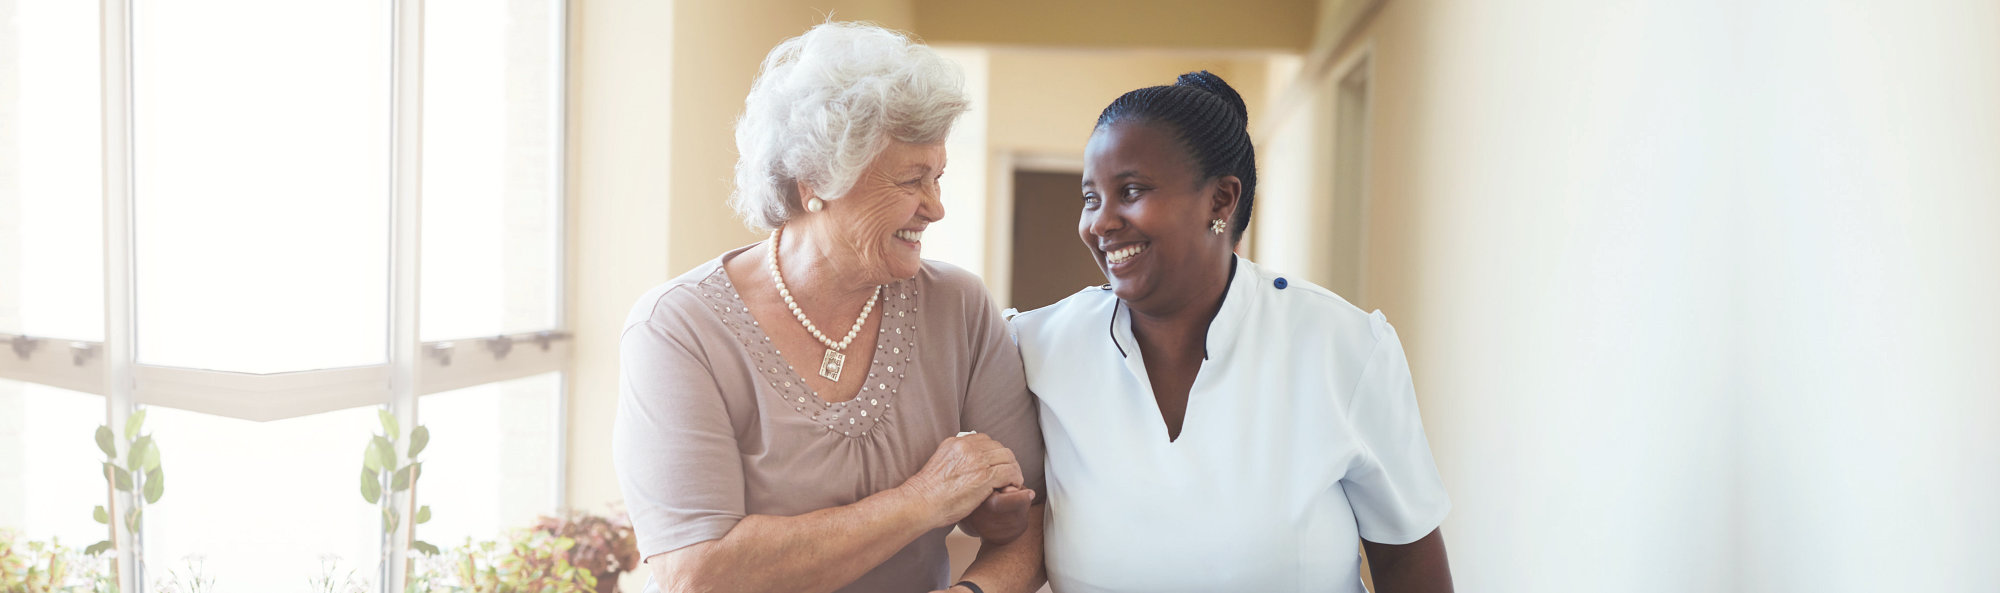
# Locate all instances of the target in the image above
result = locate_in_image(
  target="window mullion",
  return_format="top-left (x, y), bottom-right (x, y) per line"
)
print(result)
top-left (552, 0), bottom-right (572, 515)
top-left (99, 0), bottom-right (140, 591)
top-left (385, 0), bottom-right (424, 591)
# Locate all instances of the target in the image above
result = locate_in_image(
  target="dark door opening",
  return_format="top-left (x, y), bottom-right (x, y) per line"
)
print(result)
top-left (1009, 169), bottom-right (1105, 312)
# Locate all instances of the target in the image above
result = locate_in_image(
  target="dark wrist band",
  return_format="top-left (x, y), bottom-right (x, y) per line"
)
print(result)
top-left (954, 581), bottom-right (985, 593)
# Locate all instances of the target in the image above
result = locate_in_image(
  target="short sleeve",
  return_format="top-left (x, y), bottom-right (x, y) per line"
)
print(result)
top-left (612, 304), bottom-right (745, 560)
top-left (1340, 313), bottom-right (1451, 544)
top-left (952, 275), bottom-right (1046, 497)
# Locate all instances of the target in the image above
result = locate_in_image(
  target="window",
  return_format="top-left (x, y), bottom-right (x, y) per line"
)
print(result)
top-left (0, 2), bottom-right (569, 592)
top-left (1, 0), bottom-right (103, 343)
top-left (0, 380), bottom-right (106, 547)
top-left (420, 0), bottom-right (565, 343)
top-left (417, 372), bottom-right (563, 546)
top-left (142, 404), bottom-right (383, 593)
top-left (131, 0), bottom-right (392, 374)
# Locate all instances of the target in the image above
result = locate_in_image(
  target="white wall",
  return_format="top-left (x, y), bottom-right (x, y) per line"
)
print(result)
top-left (1736, 3), bottom-right (2000, 591)
top-left (1349, 2), bottom-right (1736, 590)
top-left (1257, 1), bottom-right (2000, 590)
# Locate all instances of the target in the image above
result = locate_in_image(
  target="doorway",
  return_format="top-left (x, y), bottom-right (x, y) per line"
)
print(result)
top-left (1326, 54), bottom-right (1371, 306)
top-left (1008, 169), bottom-right (1103, 312)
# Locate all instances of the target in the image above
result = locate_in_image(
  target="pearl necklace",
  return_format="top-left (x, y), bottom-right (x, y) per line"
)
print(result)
top-left (768, 227), bottom-right (880, 382)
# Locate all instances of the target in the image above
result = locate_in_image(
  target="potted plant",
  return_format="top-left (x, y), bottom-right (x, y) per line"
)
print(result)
top-left (528, 511), bottom-right (638, 593)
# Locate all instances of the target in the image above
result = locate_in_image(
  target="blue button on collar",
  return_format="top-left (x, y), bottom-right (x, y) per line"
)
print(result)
top-left (1274, 277), bottom-right (1288, 289)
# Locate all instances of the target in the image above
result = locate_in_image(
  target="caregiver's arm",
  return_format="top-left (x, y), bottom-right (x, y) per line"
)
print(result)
top-left (944, 502), bottom-right (1046, 593)
top-left (646, 434), bottom-right (1024, 593)
top-left (1362, 528), bottom-right (1455, 593)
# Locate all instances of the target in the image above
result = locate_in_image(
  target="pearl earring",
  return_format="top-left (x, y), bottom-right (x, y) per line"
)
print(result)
top-left (1210, 218), bottom-right (1227, 234)
top-left (805, 197), bottom-right (825, 213)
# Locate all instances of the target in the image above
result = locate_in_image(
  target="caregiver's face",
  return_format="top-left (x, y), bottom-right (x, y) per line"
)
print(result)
top-left (1079, 120), bottom-right (1224, 308)
top-left (828, 140), bottom-right (947, 283)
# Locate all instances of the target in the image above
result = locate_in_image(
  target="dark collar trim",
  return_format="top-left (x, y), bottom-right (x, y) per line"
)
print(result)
top-left (1107, 255), bottom-right (1238, 361)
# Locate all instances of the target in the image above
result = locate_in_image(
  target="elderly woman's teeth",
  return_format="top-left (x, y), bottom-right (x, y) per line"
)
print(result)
top-left (894, 229), bottom-right (924, 243)
top-left (1106, 243), bottom-right (1147, 264)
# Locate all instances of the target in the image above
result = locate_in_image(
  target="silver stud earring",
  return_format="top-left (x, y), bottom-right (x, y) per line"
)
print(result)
top-left (1210, 218), bottom-right (1227, 235)
top-left (805, 197), bottom-right (825, 213)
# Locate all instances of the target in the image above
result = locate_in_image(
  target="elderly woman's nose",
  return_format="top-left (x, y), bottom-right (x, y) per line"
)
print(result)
top-left (919, 180), bottom-right (946, 221)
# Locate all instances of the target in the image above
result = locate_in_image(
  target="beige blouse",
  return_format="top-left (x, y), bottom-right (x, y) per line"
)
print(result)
top-left (613, 243), bottom-right (1044, 593)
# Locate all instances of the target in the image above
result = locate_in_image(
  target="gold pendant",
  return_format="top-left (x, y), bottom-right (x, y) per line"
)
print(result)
top-left (818, 348), bottom-right (846, 381)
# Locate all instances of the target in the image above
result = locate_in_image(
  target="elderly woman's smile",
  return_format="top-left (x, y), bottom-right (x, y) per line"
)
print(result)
top-left (809, 139), bottom-right (949, 282)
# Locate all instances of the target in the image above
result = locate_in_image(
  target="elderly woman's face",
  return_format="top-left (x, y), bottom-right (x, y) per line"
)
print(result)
top-left (824, 140), bottom-right (947, 282)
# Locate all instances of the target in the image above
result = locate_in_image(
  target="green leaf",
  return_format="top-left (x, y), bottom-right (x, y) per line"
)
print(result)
top-left (93, 505), bottom-right (109, 524)
top-left (124, 408), bottom-right (147, 441)
top-left (415, 505), bottom-right (431, 524)
top-left (363, 442), bottom-right (384, 472)
top-left (361, 468), bottom-right (381, 504)
top-left (407, 425), bottom-right (429, 458)
top-left (83, 540), bottom-right (113, 556)
top-left (411, 540), bottom-right (440, 556)
top-left (95, 426), bottom-right (117, 458)
top-left (371, 436), bottom-right (396, 469)
top-left (378, 409), bottom-right (400, 441)
top-left (126, 436), bottom-right (153, 473)
top-left (143, 467), bottom-right (164, 504)
top-left (112, 466), bottom-right (132, 492)
top-left (141, 439), bottom-right (162, 471)
top-left (391, 464), bottom-right (411, 492)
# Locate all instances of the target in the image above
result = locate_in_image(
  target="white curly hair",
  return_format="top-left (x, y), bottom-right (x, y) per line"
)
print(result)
top-left (731, 21), bottom-right (969, 231)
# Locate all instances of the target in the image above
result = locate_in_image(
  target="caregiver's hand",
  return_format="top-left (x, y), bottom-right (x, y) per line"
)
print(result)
top-left (959, 485), bottom-right (1036, 545)
top-left (901, 433), bottom-right (1024, 530)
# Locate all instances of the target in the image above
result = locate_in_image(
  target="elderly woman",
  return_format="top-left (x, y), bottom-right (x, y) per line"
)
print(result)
top-left (613, 22), bottom-right (1044, 593)
top-left (1012, 71), bottom-right (1454, 592)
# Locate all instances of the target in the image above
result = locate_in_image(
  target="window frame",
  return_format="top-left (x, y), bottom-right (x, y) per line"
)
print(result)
top-left (0, 1), bottom-right (571, 590)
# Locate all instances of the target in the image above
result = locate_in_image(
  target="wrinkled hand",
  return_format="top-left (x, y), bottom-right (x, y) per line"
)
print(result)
top-left (960, 485), bottom-right (1036, 545)
top-left (903, 433), bottom-right (1024, 529)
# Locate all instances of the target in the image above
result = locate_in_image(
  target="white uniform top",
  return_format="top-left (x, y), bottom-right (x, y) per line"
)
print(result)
top-left (1009, 258), bottom-right (1450, 593)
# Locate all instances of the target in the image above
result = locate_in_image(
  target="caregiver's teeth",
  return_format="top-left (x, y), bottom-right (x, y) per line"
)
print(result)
top-left (895, 229), bottom-right (924, 243)
top-left (1106, 243), bottom-right (1147, 264)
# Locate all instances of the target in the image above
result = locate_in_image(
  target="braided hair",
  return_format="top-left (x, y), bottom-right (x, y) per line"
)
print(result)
top-left (1094, 70), bottom-right (1257, 244)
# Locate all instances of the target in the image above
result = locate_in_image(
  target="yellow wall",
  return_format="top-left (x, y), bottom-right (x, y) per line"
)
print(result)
top-left (984, 50), bottom-right (1273, 157)
top-left (916, 0), bottom-right (1317, 51)
top-left (565, 0), bottom-right (675, 519)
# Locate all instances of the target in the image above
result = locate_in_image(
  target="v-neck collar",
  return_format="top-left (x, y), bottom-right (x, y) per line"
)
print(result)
top-left (1108, 255), bottom-right (1256, 364)
top-left (1106, 256), bottom-right (1259, 444)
